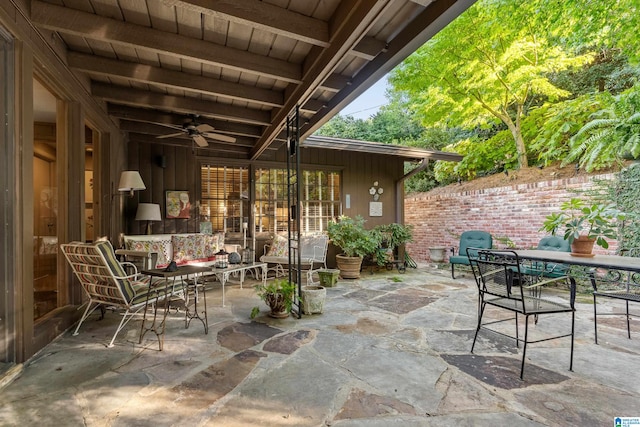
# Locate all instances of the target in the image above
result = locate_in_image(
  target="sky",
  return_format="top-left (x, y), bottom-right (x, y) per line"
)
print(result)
top-left (340, 77), bottom-right (390, 119)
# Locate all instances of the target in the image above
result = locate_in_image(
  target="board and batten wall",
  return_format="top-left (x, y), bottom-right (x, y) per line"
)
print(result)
top-left (126, 139), bottom-right (406, 237)
top-left (405, 173), bottom-right (618, 263)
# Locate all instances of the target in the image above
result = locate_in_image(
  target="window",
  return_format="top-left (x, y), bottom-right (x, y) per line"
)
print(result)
top-left (254, 168), bottom-right (340, 235)
top-left (200, 165), bottom-right (249, 233)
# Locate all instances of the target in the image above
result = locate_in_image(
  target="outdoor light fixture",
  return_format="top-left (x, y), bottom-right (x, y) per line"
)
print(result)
top-left (118, 171), bottom-right (146, 197)
top-left (135, 203), bottom-right (161, 235)
top-left (215, 249), bottom-right (229, 269)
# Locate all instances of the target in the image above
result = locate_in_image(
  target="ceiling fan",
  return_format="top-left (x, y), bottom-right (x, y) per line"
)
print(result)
top-left (156, 115), bottom-right (236, 147)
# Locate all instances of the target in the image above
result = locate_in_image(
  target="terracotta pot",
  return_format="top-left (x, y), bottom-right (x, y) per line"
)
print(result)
top-left (336, 254), bottom-right (363, 279)
top-left (570, 235), bottom-right (596, 257)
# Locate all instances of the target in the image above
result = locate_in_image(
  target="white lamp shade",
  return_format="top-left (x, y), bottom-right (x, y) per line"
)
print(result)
top-left (118, 171), bottom-right (146, 192)
top-left (135, 203), bottom-right (161, 221)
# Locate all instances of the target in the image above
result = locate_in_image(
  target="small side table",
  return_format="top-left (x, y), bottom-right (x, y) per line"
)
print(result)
top-left (115, 249), bottom-right (156, 271)
top-left (140, 265), bottom-right (210, 350)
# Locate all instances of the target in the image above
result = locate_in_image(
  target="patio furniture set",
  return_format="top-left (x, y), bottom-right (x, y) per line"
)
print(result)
top-left (62, 231), bottom-right (638, 381)
top-left (458, 234), bottom-right (640, 379)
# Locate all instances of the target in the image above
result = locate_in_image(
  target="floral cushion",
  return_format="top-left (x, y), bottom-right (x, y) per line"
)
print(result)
top-left (126, 239), bottom-right (171, 268)
top-left (266, 234), bottom-right (288, 258)
top-left (172, 235), bottom-right (208, 264)
top-left (202, 234), bottom-right (220, 259)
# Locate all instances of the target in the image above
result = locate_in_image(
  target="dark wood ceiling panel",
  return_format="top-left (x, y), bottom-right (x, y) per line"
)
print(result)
top-left (32, 0), bottom-right (474, 157)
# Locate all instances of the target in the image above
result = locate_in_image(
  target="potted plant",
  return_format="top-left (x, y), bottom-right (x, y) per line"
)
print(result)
top-left (372, 223), bottom-right (414, 266)
top-left (252, 278), bottom-right (296, 318)
top-left (327, 215), bottom-right (381, 278)
top-left (540, 197), bottom-right (626, 256)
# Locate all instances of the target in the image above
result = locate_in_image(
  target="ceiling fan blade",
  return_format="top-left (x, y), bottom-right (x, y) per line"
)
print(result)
top-left (155, 122), bottom-right (185, 131)
top-left (193, 134), bottom-right (209, 147)
top-left (195, 124), bottom-right (215, 133)
top-left (202, 132), bottom-right (236, 143)
top-left (156, 132), bottom-right (185, 139)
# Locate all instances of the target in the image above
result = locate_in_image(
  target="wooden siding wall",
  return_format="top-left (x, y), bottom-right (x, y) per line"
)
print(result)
top-left (127, 139), bottom-right (406, 236)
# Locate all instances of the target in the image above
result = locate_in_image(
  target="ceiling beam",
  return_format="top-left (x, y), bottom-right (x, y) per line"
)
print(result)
top-left (32, 0), bottom-right (301, 83)
top-left (163, 0), bottom-right (330, 47)
top-left (67, 52), bottom-right (283, 108)
top-left (251, 0), bottom-right (394, 159)
top-left (107, 105), bottom-right (264, 138)
top-left (92, 83), bottom-right (271, 125)
top-left (352, 37), bottom-right (387, 61)
top-left (319, 73), bottom-right (351, 92)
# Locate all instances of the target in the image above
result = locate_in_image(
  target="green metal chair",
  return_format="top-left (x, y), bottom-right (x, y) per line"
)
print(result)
top-left (520, 236), bottom-right (571, 280)
top-left (450, 230), bottom-right (492, 279)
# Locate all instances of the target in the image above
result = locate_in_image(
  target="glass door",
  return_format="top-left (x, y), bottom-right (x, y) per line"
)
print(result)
top-left (32, 79), bottom-right (59, 320)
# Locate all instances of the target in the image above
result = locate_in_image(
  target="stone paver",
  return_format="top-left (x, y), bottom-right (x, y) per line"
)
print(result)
top-left (1, 265), bottom-right (639, 426)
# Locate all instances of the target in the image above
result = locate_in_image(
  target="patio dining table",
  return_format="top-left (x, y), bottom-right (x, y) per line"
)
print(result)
top-left (512, 250), bottom-right (640, 274)
top-left (512, 249), bottom-right (640, 343)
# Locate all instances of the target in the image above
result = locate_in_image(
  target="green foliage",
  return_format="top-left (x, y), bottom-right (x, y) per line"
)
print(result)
top-left (250, 306), bottom-right (260, 319)
top-left (433, 133), bottom-right (518, 183)
top-left (528, 93), bottom-right (610, 167)
top-left (550, 48), bottom-right (640, 96)
top-left (614, 164), bottom-right (640, 251)
top-left (539, 198), bottom-right (626, 249)
top-left (314, 115), bottom-right (371, 140)
top-left (372, 223), bottom-right (414, 265)
top-left (389, 0), bottom-right (593, 169)
top-left (254, 278), bottom-right (296, 314)
top-left (315, 97), bottom-right (426, 145)
top-left (531, 0), bottom-right (640, 63)
top-left (327, 215), bottom-right (381, 258)
top-left (564, 85), bottom-right (640, 172)
top-left (493, 235), bottom-right (517, 249)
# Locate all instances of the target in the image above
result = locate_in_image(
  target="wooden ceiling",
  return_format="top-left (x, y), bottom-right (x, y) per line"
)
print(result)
top-left (31, 0), bottom-right (475, 160)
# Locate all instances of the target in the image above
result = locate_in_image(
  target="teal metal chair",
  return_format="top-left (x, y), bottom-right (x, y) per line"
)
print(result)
top-left (450, 230), bottom-right (492, 279)
top-left (520, 236), bottom-right (571, 279)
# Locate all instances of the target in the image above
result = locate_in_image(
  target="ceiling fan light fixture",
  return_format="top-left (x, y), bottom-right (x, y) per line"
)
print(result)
top-left (155, 116), bottom-right (236, 146)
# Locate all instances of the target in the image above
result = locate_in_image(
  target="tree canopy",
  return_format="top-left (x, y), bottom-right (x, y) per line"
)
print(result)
top-left (316, 0), bottom-right (640, 192)
top-left (389, 0), bottom-right (593, 169)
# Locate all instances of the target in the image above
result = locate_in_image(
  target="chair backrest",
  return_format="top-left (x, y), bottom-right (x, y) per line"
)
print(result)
top-left (471, 249), bottom-right (525, 303)
top-left (459, 231), bottom-right (492, 257)
top-left (300, 234), bottom-right (329, 262)
top-left (537, 236), bottom-right (570, 252)
top-left (61, 240), bottom-right (136, 306)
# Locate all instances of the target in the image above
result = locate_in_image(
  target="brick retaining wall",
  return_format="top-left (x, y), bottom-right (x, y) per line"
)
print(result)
top-left (404, 173), bottom-right (617, 262)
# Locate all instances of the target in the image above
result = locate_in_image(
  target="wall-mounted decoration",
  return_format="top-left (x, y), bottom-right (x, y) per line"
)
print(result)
top-left (369, 201), bottom-right (383, 217)
top-left (166, 190), bottom-right (191, 219)
top-left (368, 181), bottom-right (384, 216)
top-left (368, 181), bottom-right (384, 201)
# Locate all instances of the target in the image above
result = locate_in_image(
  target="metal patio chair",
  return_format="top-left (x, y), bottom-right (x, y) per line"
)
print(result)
top-left (591, 247), bottom-right (640, 344)
top-left (469, 249), bottom-right (576, 380)
top-left (62, 240), bottom-right (175, 348)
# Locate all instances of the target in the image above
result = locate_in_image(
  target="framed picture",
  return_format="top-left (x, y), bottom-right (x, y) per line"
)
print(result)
top-left (166, 190), bottom-right (191, 219)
